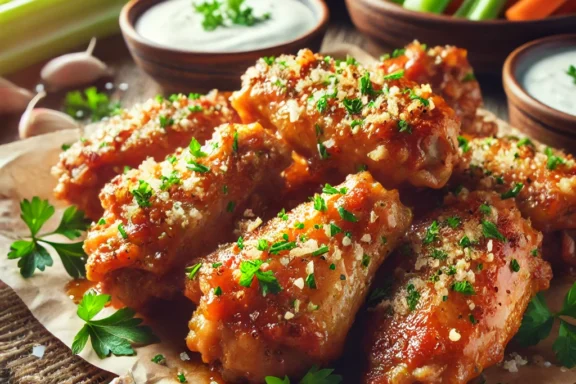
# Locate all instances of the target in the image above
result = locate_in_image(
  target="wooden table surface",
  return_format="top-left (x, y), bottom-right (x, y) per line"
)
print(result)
top-left (0, 20), bottom-right (508, 383)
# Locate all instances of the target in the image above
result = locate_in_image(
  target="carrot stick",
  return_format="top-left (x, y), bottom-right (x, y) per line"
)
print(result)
top-left (506, 0), bottom-right (568, 20)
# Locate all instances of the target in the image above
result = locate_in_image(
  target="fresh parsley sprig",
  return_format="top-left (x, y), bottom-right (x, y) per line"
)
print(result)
top-left (515, 282), bottom-right (576, 368)
top-left (72, 292), bottom-right (158, 358)
top-left (64, 87), bottom-right (121, 122)
top-left (7, 197), bottom-right (90, 278)
top-left (265, 365), bottom-right (342, 384)
top-left (194, 0), bottom-right (270, 31)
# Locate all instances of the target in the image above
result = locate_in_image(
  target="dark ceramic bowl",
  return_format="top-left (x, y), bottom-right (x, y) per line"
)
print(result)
top-left (503, 34), bottom-right (576, 152)
top-left (120, 0), bottom-right (329, 93)
top-left (345, 0), bottom-right (576, 73)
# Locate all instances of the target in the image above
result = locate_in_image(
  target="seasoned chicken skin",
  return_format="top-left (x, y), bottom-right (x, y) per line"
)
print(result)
top-left (232, 49), bottom-right (460, 189)
top-left (184, 172), bottom-right (412, 383)
top-left (454, 135), bottom-right (576, 232)
top-left (84, 123), bottom-right (290, 308)
top-left (52, 91), bottom-right (239, 218)
top-left (364, 190), bottom-right (552, 384)
top-left (376, 41), bottom-right (497, 137)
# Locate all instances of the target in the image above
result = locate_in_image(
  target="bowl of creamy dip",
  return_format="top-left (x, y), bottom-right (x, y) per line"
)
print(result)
top-left (504, 34), bottom-right (576, 152)
top-left (120, 0), bottom-right (329, 92)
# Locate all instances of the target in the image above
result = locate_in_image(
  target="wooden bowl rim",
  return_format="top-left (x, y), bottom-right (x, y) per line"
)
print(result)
top-left (350, 0), bottom-right (576, 26)
top-left (503, 34), bottom-right (576, 128)
top-left (120, 0), bottom-right (329, 57)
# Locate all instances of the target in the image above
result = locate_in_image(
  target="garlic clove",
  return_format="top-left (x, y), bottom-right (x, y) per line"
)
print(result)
top-left (19, 92), bottom-right (79, 139)
top-left (40, 38), bottom-right (109, 90)
top-left (0, 77), bottom-right (35, 115)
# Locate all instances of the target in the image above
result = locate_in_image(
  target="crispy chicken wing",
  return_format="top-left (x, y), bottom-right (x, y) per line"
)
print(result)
top-left (184, 172), bottom-right (412, 383)
top-left (375, 41), bottom-right (497, 137)
top-left (232, 49), bottom-right (460, 189)
top-left (364, 190), bottom-right (552, 384)
top-left (453, 135), bottom-right (576, 232)
top-left (84, 123), bottom-right (290, 308)
top-left (52, 91), bottom-right (239, 218)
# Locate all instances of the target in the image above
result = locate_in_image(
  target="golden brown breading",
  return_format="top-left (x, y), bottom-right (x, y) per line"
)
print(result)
top-left (184, 172), bottom-right (412, 383)
top-left (364, 191), bottom-right (552, 384)
top-left (52, 91), bottom-right (239, 218)
top-left (83, 123), bottom-right (291, 308)
top-left (375, 41), bottom-right (497, 137)
top-left (453, 135), bottom-right (576, 232)
top-left (232, 49), bottom-right (460, 190)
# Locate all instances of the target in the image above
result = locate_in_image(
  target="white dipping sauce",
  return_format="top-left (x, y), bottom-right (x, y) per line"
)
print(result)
top-left (521, 47), bottom-right (576, 116)
top-left (136, 0), bottom-right (317, 53)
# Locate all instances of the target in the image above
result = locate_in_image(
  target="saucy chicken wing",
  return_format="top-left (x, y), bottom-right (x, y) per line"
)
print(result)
top-left (454, 135), bottom-right (576, 232)
top-left (184, 172), bottom-right (412, 382)
top-left (52, 91), bottom-right (239, 218)
top-left (84, 123), bottom-right (290, 308)
top-left (232, 49), bottom-right (460, 189)
top-left (376, 41), bottom-right (497, 137)
top-left (364, 190), bottom-right (552, 384)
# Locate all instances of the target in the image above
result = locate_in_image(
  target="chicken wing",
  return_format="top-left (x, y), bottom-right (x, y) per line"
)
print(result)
top-left (84, 122), bottom-right (291, 308)
top-left (453, 135), bottom-right (576, 232)
top-left (375, 41), bottom-right (497, 137)
top-left (232, 49), bottom-right (460, 189)
top-left (52, 91), bottom-right (239, 218)
top-left (184, 172), bottom-right (412, 382)
top-left (364, 190), bottom-right (552, 384)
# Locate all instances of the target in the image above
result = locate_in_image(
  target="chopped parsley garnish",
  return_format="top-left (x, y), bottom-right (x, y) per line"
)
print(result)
top-left (431, 249), bottom-right (448, 260)
top-left (406, 284), bottom-right (420, 311)
top-left (189, 92), bottom-right (201, 100)
top-left (239, 259), bottom-right (282, 296)
top-left (501, 183), bottom-right (523, 199)
top-left (117, 223), bottom-right (128, 239)
top-left (294, 222), bottom-right (304, 229)
top-left (257, 239), bottom-right (269, 251)
top-left (188, 105), bottom-right (203, 113)
top-left (131, 180), bottom-right (153, 207)
top-left (277, 208), bottom-right (288, 220)
top-left (330, 223), bottom-right (343, 236)
top-left (64, 87), bottom-right (120, 122)
top-left (479, 203), bottom-right (491, 215)
top-left (337, 207), bottom-right (358, 222)
top-left (322, 183), bottom-right (347, 195)
top-left (329, 263), bottom-right (336, 270)
top-left (312, 246), bottom-right (329, 257)
top-left (61, 143), bottom-right (71, 151)
top-left (306, 273), bottom-right (317, 289)
top-left (212, 262), bottom-right (222, 268)
top-left (177, 373), bottom-right (187, 383)
top-left (159, 115), bottom-right (173, 128)
top-left (458, 136), bottom-right (470, 153)
top-left (462, 72), bottom-right (476, 82)
top-left (160, 171), bottom-right (180, 190)
top-left (97, 218), bottom-right (106, 225)
top-left (567, 65), bottom-right (576, 84)
top-left (167, 155), bottom-right (177, 164)
top-left (404, 88), bottom-right (429, 107)
top-left (214, 286), bottom-right (222, 296)
top-left (237, 236), bottom-right (244, 250)
top-left (232, 130), bottom-right (239, 153)
top-left (517, 137), bottom-right (534, 147)
top-left (531, 248), bottom-right (539, 257)
top-left (187, 161), bottom-right (210, 173)
top-left (359, 72), bottom-right (381, 96)
top-left (151, 354), bottom-right (166, 365)
top-left (189, 137), bottom-right (207, 157)
top-left (262, 56), bottom-right (275, 65)
top-left (392, 48), bottom-right (405, 58)
top-left (313, 194), bottom-right (327, 212)
top-left (186, 263), bottom-right (202, 279)
top-left (445, 216), bottom-right (461, 229)
top-left (452, 280), bottom-right (475, 295)
top-left (469, 314), bottom-right (477, 324)
top-left (381, 236), bottom-right (387, 244)
top-left (510, 259), bottom-right (520, 272)
top-left (382, 69), bottom-right (405, 80)
top-left (194, 0), bottom-right (270, 31)
top-left (71, 292), bottom-right (157, 358)
top-left (342, 98), bottom-right (363, 115)
top-left (317, 141), bottom-right (330, 160)
top-left (545, 147), bottom-right (565, 170)
top-left (481, 220), bottom-right (506, 242)
top-left (458, 235), bottom-right (475, 248)
top-left (422, 220), bottom-right (440, 245)
top-left (7, 198), bottom-right (89, 278)
top-left (265, 365), bottom-right (342, 384)
top-left (316, 95), bottom-right (329, 113)
top-left (398, 119), bottom-right (411, 134)
top-left (226, 201), bottom-right (236, 212)
top-left (362, 254), bottom-right (371, 268)
top-left (350, 119), bottom-right (364, 129)
top-left (269, 240), bottom-right (297, 255)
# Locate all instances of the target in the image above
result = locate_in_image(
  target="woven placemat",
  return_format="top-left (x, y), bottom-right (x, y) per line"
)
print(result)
top-left (0, 281), bottom-right (116, 384)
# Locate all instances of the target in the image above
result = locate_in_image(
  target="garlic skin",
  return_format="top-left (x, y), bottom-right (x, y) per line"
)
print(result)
top-left (40, 38), bottom-right (109, 90)
top-left (0, 77), bottom-right (34, 115)
top-left (19, 92), bottom-right (79, 139)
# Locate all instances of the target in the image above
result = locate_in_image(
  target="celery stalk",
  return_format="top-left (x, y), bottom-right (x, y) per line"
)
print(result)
top-left (0, 3), bottom-right (123, 75)
top-left (403, 0), bottom-right (451, 13)
top-left (466, 0), bottom-right (507, 20)
top-left (454, 0), bottom-right (477, 17)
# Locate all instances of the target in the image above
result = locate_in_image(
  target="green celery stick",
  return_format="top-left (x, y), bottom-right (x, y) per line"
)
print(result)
top-left (454, 0), bottom-right (477, 17)
top-left (466, 0), bottom-right (507, 20)
top-left (403, 0), bottom-right (451, 13)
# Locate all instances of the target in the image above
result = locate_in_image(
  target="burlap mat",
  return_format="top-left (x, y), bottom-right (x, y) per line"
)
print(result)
top-left (0, 281), bottom-right (115, 384)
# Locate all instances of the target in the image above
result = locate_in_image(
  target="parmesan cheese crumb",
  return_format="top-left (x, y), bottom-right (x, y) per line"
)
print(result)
top-left (293, 277), bottom-right (304, 289)
top-left (449, 328), bottom-right (461, 342)
top-left (284, 311), bottom-right (295, 320)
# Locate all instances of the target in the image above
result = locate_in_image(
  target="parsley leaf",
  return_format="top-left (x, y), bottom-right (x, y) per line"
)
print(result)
top-left (481, 220), bottom-right (506, 242)
top-left (501, 182), bottom-right (523, 199)
top-left (359, 72), bottom-right (381, 96)
top-left (239, 260), bottom-right (282, 296)
top-left (567, 65), bottom-right (576, 85)
top-left (517, 137), bottom-right (534, 147)
top-left (313, 194), bottom-right (327, 212)
top-left (406, 284), bottom-right (420, 311)
top-left (452, 281), bottom-right (475, 295)
top-left (398, 119), bottom-right (411, 134)
top-left (54, 206), bottom-right (90, 239)
top-left (337, 207), bottom-right (357, 222)
top-left (64, 87), bottom-right (120, 122)
top-left (189, 137), bottom-right (207, 157)
top-left (458, 136), bottom-right (470, 153)
top-left (445, 216), bottom-right (461, 229)
top-left (186, 263), bottom-right (202, 279)
top-left (545, 147), bottom-right (565, 170)
top-left (423, 220), bottom-right (440, 245)
top-left (72, 292), bottom-right (158, 358)
top-left (131, 180), bottom-right (153, 207)
top-left (265, 365), bottom-right (342, 384)
top-left (322, 184), bottom-right (347, 195)
top-left (516, 292), bottom-right (554, 347)
top-left (342, 98), bottom-right (363, 115)
top-left (382, 69), bottom-right (405, 80)
top-left (187, 161), bottom-right (210, 173)
top-left (20, 196), bottom-right (54, 237)
top-left (554, 321), bottom-right (576, 368)
top-left (404, 88), bottom-right (429, 107)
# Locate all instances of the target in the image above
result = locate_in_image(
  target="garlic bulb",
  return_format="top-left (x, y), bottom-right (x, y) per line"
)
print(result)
top-left (0, 77), bottom-right (34, 115)
top-left (40, 38), bottom-right (109, 90)
top-left (19, 92), bottom-right (79, 139)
